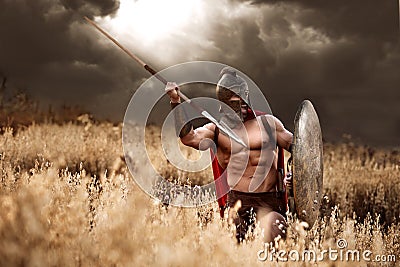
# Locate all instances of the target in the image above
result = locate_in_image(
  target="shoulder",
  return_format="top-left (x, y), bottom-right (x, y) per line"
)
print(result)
top-left (203, 122), bottom-right (216, 131)
top-left (198, 122), bottom-right (216, 136)
top-left (193, 122), bottom-right (216, 139)
top-left (258, 114), bottom-right (285, 131)
top-left (259, 114), bottom-right (282, 124)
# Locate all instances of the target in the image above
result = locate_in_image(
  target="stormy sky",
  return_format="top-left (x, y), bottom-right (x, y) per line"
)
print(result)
top-left (0, 0), bottom-right (399, 147)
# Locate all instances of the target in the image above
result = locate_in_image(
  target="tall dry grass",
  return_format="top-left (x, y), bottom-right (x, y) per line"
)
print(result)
top-left (0, 121), bottom-right (399, 266)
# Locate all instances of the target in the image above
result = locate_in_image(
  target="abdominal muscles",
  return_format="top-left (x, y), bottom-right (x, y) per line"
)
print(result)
top-left (227, 148), bottom-right (278, 192)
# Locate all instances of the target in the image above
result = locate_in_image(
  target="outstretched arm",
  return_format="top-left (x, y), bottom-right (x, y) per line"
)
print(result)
top-left (165, 82), bottom-right (216, 150)
top-left (180, 123), bottom-right (216, 150)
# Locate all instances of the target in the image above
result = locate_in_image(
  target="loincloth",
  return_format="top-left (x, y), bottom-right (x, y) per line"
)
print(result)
top-left (227, 190), bottom-right (287, 242)
top-left (227, 190), bottom-right (286, 216)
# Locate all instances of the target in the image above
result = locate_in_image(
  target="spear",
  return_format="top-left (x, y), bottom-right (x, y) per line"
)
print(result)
top-left (84, 16), bottom-right (248, 148)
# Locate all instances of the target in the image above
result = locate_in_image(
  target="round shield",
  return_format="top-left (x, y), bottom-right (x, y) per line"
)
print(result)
top-left (291, 100), bottom-right (323, 226)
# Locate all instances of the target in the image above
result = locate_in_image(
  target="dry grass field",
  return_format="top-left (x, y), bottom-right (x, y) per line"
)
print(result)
top-left (0, 118), bottom-right (399, 266)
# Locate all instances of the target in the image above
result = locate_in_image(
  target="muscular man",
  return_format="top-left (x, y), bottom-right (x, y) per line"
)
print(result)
top-left (166, 67), bottom-right (293, 243)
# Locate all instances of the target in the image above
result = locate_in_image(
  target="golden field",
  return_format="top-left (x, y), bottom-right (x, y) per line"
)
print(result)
top-left (0, 119), bottom-right (399, 266)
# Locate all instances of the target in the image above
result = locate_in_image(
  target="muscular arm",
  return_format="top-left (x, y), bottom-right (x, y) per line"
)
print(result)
top-left (274, 117), bottom-right (293, 152)
top-left (180, 122), bottom-right (216, 151)
top-left (165, 82), bottom-right (217, 151)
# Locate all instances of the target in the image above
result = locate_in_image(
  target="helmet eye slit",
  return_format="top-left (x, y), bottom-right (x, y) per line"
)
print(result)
top-left (216, 68), bottom-right (251, 124)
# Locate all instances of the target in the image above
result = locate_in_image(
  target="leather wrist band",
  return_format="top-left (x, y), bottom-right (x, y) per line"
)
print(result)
top-left (170, 101), bottom-right (193, 138)
top-left (178, 122), bottom-right (193, 138)
top-left (170, 101), bottom-right (180, 109)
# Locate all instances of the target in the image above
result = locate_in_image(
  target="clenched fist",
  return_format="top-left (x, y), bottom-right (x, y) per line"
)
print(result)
top-left (165, 82), bottom-right (180, 103)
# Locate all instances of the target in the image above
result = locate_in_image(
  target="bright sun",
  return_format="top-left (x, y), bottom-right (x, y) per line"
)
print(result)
top-left (100, 0), bottom-right (202, 43)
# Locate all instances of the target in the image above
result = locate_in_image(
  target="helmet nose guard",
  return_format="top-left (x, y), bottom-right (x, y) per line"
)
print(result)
top-left (216, 67), bottom-right (252, 127)
top-left (216, 67), bottom-right (250, 106)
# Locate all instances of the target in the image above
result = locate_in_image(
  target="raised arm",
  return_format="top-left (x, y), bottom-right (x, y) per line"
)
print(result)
top-left (180, 122), bottom-right (216, 150)
top-left (165, 82), bottom-right (216, 150)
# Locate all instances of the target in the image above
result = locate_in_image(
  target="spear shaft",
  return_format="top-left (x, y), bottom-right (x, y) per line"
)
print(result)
top-left (84, 17), bottom-right (193, 103)
top-left (84, 16), bottom-right (248, 148)
top-left (84, 16), bottom-right (168, 85)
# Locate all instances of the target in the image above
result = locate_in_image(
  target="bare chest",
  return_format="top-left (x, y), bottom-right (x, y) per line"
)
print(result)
top-left (216, 118), bottom-right (275, 164)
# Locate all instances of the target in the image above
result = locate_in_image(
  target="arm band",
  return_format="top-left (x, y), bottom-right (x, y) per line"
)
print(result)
top-left (170, 102), bottom-right (193, 138)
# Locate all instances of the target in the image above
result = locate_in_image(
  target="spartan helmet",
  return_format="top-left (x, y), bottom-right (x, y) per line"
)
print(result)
top-left (216, 67), bottom-right (250, 123)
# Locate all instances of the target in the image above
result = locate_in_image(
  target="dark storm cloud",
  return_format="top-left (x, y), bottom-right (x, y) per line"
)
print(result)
top-left (243, 0), bottom-right (397, 39)
top-left (1, 0), bottom-right (398, 147)
top-left (0, 0), bottom-right (147, 118)
top-left (205, 0), bottom-right (400, 147)
top-left (60, 0), bottom-right (120, 17)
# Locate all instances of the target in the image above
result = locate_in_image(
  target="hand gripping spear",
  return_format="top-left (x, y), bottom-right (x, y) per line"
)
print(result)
top-left (84, 16), bottom-right (248, 149)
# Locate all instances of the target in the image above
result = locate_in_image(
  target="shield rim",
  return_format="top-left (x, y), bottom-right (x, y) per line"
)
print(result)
top-left (291, 99), bottom-right (323, 226)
